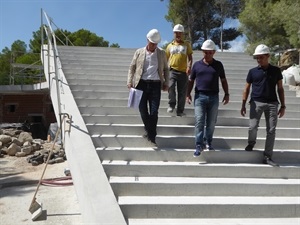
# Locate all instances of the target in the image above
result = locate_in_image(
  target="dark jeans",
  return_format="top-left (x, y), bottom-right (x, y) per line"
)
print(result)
top-left (136, 80), bottom-right (161, 142)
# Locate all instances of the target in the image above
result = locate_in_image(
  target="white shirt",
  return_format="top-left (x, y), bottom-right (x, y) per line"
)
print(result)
top-left (141, 48), bottom-right (160, 80)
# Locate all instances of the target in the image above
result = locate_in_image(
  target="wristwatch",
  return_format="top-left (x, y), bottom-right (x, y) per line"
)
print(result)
top-left (280, 105), bottom-right (286, 109)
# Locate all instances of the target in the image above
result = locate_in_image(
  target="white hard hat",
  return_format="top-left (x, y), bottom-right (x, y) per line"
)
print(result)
top-left (201, 40), bottom-right (216, 50)
top-left (253, 44), bottom-right (270, 55)
top-left (146, 29), bottom-right (161, 44)
top-left (173, 24), bottom-right (184, 32)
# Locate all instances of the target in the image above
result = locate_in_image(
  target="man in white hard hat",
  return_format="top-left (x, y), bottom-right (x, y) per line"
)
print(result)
top-left (165, 24), bottom-right (193, 117)
top-left (186, 39), bottom-right (230, 157)
top-left (241, 44), bottom-right (285, 167)
top-left (127, 29), bottom-right (169, 147)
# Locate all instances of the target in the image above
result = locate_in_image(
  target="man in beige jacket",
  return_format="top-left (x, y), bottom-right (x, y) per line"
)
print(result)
top-left (127, 29), bottom-right (169, 146)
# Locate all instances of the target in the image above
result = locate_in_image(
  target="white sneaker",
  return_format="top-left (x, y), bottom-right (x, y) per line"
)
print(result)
top-left (167, 107), bottom-right (174, 113)
top-left (206, 144), bottom-right (215, 151)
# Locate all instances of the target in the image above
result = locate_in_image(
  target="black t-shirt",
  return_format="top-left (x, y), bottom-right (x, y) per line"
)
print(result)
top-left (246, 64), bottom-right (283, 103)
top-left (190, 59), bottom-right (225, 95)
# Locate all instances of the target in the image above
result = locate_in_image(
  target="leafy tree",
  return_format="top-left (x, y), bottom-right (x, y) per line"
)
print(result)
top-left (13, 53), bottom-right (43, 85)
top-left (164, 0), bottom-right (242, 50)
top-left (11, 40), bottom-right (27, 58)
top-left (54, 29), bottom-right (73, 46)
top-left (29, 29), bottom-right (43, 53)
top-left (69, 29), bottom-right (109, 47)
top-left (239, 0), bottom-right (299, 53)
top-left (110, 43), bottom-right (120, 48)
top-left (1, 26), bottom-right (120, 85)
top-left (0, 47), bottom-right (11, 85)
top-left (214, 0), bottom-right (243, 51)
top-left (273, 0), bottom-right (300, 48)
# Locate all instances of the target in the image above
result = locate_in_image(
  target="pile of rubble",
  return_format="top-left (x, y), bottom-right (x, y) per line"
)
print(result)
top-left (0, 127), bottom-right (66, 166)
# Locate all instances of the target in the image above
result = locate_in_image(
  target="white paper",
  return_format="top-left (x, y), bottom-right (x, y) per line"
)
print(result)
top-left (128, 88), bottom-right (143, 109)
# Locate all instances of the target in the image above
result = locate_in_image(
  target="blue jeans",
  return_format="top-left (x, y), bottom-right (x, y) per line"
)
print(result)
top-left (248, 101), bottom-right (278, 158)
top-left (136, 80), bottom-right (161, 142)
top-left (194, 93), bottom-right (219, 147)
top-left (168, 69), bottom-right (188, 114)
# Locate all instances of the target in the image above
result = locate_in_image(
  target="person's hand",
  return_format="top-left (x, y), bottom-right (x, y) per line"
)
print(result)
top-left (278, 107), bottom-right (285, 118)
top-left (127, 84), bottom-right (132, 89)
top-left (186, 67), bottom-right (191, 75)
top-left (163, 84), bottom-right (169, 91)
top-left (222, 95), bottom-right (229, 105)
top-left (241, 106), bottom-right (246, 117)
top-left (186, 94), bottom-right (192, 104)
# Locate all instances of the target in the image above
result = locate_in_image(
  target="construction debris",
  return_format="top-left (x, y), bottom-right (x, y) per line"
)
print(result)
top-left (0, 127), bottom-right (66, 166)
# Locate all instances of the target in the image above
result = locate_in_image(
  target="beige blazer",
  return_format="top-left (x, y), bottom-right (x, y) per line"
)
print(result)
top-left (127, 47), bottom-right (169, 89)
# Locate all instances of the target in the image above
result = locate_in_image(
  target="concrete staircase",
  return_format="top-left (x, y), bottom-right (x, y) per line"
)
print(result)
top-left (56, 46), bottom-right (300, 224)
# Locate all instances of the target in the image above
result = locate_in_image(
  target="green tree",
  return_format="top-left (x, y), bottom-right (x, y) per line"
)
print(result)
top-left (69, 29), bottom-right (109, 47)
top-left (11, 40), bottom-right (27, 58)
top-left (13, 53), bottom-right (43, 85)
top-left (273, 0), bottom-right (300, 48)
top-left (164, 0), bottom-right (242, 50)
top-left (1, 26), bottom-right (119, 85)
top-left (0, 47), bottom-right (11, 85)
top-left (239, 0), bottom-right (299, 53)
top-left (54, 29), bottom-right (73, 46)
top-left (110, 43), bottom-right (120, 48)
top-left (29, 29), bottom-right (43, 53)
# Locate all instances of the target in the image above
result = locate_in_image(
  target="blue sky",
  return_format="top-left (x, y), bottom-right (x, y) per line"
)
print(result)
top-left (0, 0), bottom-right (245, 52)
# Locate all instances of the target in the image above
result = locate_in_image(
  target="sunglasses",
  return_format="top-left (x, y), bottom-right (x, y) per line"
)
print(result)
top-left (254, 55), bottom-right (268, 60)
top-left (203, 51), bottom-right (215, 55)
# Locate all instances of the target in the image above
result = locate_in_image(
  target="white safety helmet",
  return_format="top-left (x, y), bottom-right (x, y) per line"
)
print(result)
top-left (173, 24), bottom-right (184, 32)
top-left (146, 29), bottom-right (161, 44)
top-left (253, 44), bottom-right (270, 55)
top-left (201, 40), bottom-right (216, 51)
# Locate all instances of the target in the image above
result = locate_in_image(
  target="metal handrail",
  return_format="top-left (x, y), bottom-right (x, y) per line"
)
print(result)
top-left (41, 8), bottom-right (74, 147)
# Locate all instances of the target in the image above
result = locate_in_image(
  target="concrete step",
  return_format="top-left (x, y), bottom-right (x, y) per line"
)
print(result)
top-left (74, 98), bottom-right (300, 111)
top-left (70, 89), bottom-right (300, 103)
top-left (79, 106), bottom-right (300, 119)
top-left (68, 83), bottom-right (298, 97)
top-left (61, 64), bottom-right (252, 76)
top-left (86, 124), bottom-right (300, 139)
top-left (102, 161), bottom-right (300, 179)
top-left (128, 218), bottom-right (300, 225)
top-left (83, 114), bottom-right (300, 128)
top-left (118, 196), bottom-right (300, 218)
top-left (110, 176), bottom-right (300, 196)
top-left (97, 148), bottom-right (300, 164)
top-left (92, 135), bottom-right (300, 150)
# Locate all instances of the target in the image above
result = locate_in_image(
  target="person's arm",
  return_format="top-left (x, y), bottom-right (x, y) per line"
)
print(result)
top-left (186, 78), bottom-right (194, 104)
top-left (162, 51), bottom-right (169, 91)
top-left (186, 53), bottom-right (193, 75)
top-left (127, 51), bottom-right (138, 89)
top-left (220, 77), bottom-right (229, 105)
top-left (241, 82), bottom-right (251, 116)
top-left (277, 80), bottom-right (285, 118)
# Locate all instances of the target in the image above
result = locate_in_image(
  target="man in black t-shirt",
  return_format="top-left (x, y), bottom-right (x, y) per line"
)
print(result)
top-left (241, 44), bottom-right (286, 167)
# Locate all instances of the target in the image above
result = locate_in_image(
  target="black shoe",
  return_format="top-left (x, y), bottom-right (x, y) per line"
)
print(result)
top-left (263, 157), bottom-right (279, 167)
top-left (147, 138), bottom-right (157, 148)
top-left (245, 144), bottom-right (254, 151)
top-left (142, 132), bottom-right (148, 139)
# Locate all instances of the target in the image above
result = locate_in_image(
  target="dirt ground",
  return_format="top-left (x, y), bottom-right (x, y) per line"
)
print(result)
top-left (0, 154), bottom-right (83, 225)
top-left (1, 154), bottom-right (42, 176)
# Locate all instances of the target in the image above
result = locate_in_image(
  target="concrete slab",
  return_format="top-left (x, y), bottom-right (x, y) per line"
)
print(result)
top-left (0, 158), bottom-right (83, 225)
